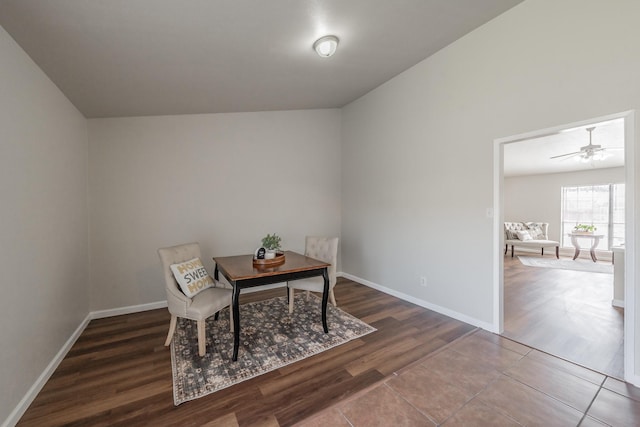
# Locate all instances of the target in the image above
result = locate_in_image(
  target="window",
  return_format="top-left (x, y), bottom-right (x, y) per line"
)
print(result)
top-left (561, 184), bottom-right (625, 250)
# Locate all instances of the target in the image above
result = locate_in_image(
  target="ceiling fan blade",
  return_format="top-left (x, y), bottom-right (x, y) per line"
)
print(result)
top-left (550, 151), bottom-right (582, 159)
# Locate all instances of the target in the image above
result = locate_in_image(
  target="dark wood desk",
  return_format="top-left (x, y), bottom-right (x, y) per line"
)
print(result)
top-left (213, 250), bottom-right (330, 361)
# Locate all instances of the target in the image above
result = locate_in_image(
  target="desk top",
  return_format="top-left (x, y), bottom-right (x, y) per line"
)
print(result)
top-left (569, 233), bottom-right (604, 238)
top-left (213, 250), bottom-right (329, 281)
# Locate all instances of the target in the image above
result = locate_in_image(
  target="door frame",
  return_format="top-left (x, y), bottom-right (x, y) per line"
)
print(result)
top-left (492, 110), bottom-right (637, 385)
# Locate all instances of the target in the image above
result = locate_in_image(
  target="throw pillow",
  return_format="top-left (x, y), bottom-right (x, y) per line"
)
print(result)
top-left (516, 230), bottom-right (532, 241)
top-left (170, 257), bottom-right (214, 298)
top-left (505, 229), bottom-right (518, 240)
top-left (526, 224), bottom-right (545, 240)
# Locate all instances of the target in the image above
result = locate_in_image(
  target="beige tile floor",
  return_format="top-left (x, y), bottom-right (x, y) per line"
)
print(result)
top-left (297, 329), bottom-right (640, 426)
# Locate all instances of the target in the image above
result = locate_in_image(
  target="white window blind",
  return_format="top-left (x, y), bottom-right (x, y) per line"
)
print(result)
top-left (560, 184), bottom-right (625, 250)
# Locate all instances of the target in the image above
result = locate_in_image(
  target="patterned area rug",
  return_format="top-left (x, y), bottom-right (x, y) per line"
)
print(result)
top-left (170, 294), bottom-right (375, 405)
top-left (518, 256), bottom-right (613, 274)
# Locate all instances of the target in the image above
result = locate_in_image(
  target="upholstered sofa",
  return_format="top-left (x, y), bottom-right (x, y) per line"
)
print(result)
top-left (504, 222), bottom-right (559, 258)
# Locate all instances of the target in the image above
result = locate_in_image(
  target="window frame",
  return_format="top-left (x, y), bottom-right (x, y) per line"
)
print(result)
top-left (560, 183), bottom-right (625, 250)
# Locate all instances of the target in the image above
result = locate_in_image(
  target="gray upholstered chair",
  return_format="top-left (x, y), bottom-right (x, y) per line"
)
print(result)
top-left (158, 242), bottom-right (232, 357)
top-left (288, 236), bottom-right (339, 314)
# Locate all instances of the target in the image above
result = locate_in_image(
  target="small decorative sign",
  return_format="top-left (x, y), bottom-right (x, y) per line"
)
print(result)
top-left (254, 247), bottom-right (266, 260)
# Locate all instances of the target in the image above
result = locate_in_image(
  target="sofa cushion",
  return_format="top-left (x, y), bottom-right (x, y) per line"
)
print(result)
top-left (516, 230), bottom-right (533, 241)
top-left (170, 257), bottom-right (214, 298)
top-left (505, 229), bottom-right (519, 240)
top-left (526, 223), bottom-right (545, 239)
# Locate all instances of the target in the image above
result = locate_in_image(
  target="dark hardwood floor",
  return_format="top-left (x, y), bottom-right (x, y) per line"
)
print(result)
top-left (17, 279), bottom-right (476, 426)
top-left (502, 252), bottom-right (624, 379)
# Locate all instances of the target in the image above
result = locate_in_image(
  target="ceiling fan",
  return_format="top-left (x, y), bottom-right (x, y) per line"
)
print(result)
top-left (550, 126), bottom-right (620, 162)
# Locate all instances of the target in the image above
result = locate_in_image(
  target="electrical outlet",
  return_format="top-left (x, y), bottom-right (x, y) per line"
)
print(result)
top-left (420, 276), bottom-right (427, 287)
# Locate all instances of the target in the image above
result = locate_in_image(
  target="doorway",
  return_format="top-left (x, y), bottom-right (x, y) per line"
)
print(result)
top-left (492, 111), bottom-right (636, 384)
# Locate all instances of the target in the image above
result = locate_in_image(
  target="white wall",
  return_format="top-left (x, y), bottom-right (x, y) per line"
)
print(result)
top-left (0, 26), bottom-right (88, 421)
top-left (341, 0), bottom-right (640, 335)
top-left (505, 167), bottom-right (625, 242)
top-left (5, 1), bottom-right (640, 421)
top-left (88, 110), bottom-right (341, 310)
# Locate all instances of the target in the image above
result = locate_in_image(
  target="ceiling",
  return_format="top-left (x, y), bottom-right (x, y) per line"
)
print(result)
top-left (0, 0), bottom-right (523, 118)
top-left (503, 118), bottom-right (625, 177)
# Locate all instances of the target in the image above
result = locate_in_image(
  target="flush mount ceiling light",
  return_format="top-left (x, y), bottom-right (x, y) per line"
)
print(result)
top-left (313, 35), bottom-right (339, 57)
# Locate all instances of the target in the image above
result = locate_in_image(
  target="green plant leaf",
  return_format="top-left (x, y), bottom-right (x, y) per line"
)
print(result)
top-left (261, 233), bottom-right (282, 250)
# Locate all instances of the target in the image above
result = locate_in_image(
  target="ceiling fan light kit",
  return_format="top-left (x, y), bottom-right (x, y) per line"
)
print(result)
top-left (550, 126), bottom-right (615, 162)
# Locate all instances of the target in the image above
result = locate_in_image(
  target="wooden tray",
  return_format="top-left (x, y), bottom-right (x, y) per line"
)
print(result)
top-left (253, 252), bottom-right (285, 267)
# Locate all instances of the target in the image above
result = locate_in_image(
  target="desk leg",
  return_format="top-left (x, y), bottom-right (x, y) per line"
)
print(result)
top-left (571, 235), bottom-right (581, 260)
top-left (590, 236), bottom-right (601, 262)
top-left (232, 285), bottom-right (240, 361)
top-left (322, 268), bottom-right (329, 333)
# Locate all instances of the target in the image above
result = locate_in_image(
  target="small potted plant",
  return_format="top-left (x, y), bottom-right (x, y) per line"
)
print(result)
top-left (573, 224), bottom-right (596, 234)
top-left (261, 233), bottom-right (282, 259)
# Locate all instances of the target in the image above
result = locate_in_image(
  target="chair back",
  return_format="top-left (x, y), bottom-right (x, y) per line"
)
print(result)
top-left (305, 236), bottom-right (339, 289)
top-left (158, 242), bottom-right (201, 316)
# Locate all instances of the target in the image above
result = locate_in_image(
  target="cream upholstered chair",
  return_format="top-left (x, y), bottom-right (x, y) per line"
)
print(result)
top-left (288, 236), bottom-right (339, 314)
top-left (158, 242), bottom-right (232, 357)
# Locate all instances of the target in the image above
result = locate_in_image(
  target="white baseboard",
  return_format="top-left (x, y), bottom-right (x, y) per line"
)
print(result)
top-left (2, 313), bottom-right (92, 427)
top-left (626, 372), bottom-right (640, 388)
top-left (340, 272), bottom-right (494, 331)
top-left (613, 299), bottom-right (625, 308)
top-left (9, 270), bottom-right (624, 426)
top-left (90, 300), bottom-right (168, 319)
top-left (5, 274), bottom-right (488, 426)
top-left (3, 300), bottom-right (170, 427)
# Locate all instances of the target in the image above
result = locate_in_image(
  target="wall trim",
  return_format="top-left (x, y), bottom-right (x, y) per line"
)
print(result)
top-left (628, 373), bottom-right (640, 389)
top-left (340, 272), bottom-right (494, 331)
top-left (5, 266), bottom-right (634, 426)
top-left (613, 299), bottom-right (625, 308)
top-left (2, 313), bottom-right (92, 427)
top-left (90, 300), bottom-right (168, 319)
top-left (3, 286), bottom-right (292, 427)
top-left (4, 299), bottom-right (170, 427)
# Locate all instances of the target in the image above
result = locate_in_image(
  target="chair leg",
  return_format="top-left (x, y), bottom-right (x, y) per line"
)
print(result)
top-left (511, 245), bottom-right (514, 257)
top-left (197, 319), bottom-right (206, 357)
top-left (329, 289), bottom-right (337, 307)
top-left (165, 315), bottom-right (177, 346)
top-left (504, 244), bottom-right (508, 255)
top-left (555, 246), bottom-right (559, 259)
top-left (289, 287), bottom-right (295, 314)
top-left (541, 248), bottom-right (544, 256)
top-left (305, 290), bottom-right (310, 301)
top-left (229, 305), bottom-right (234, 332)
